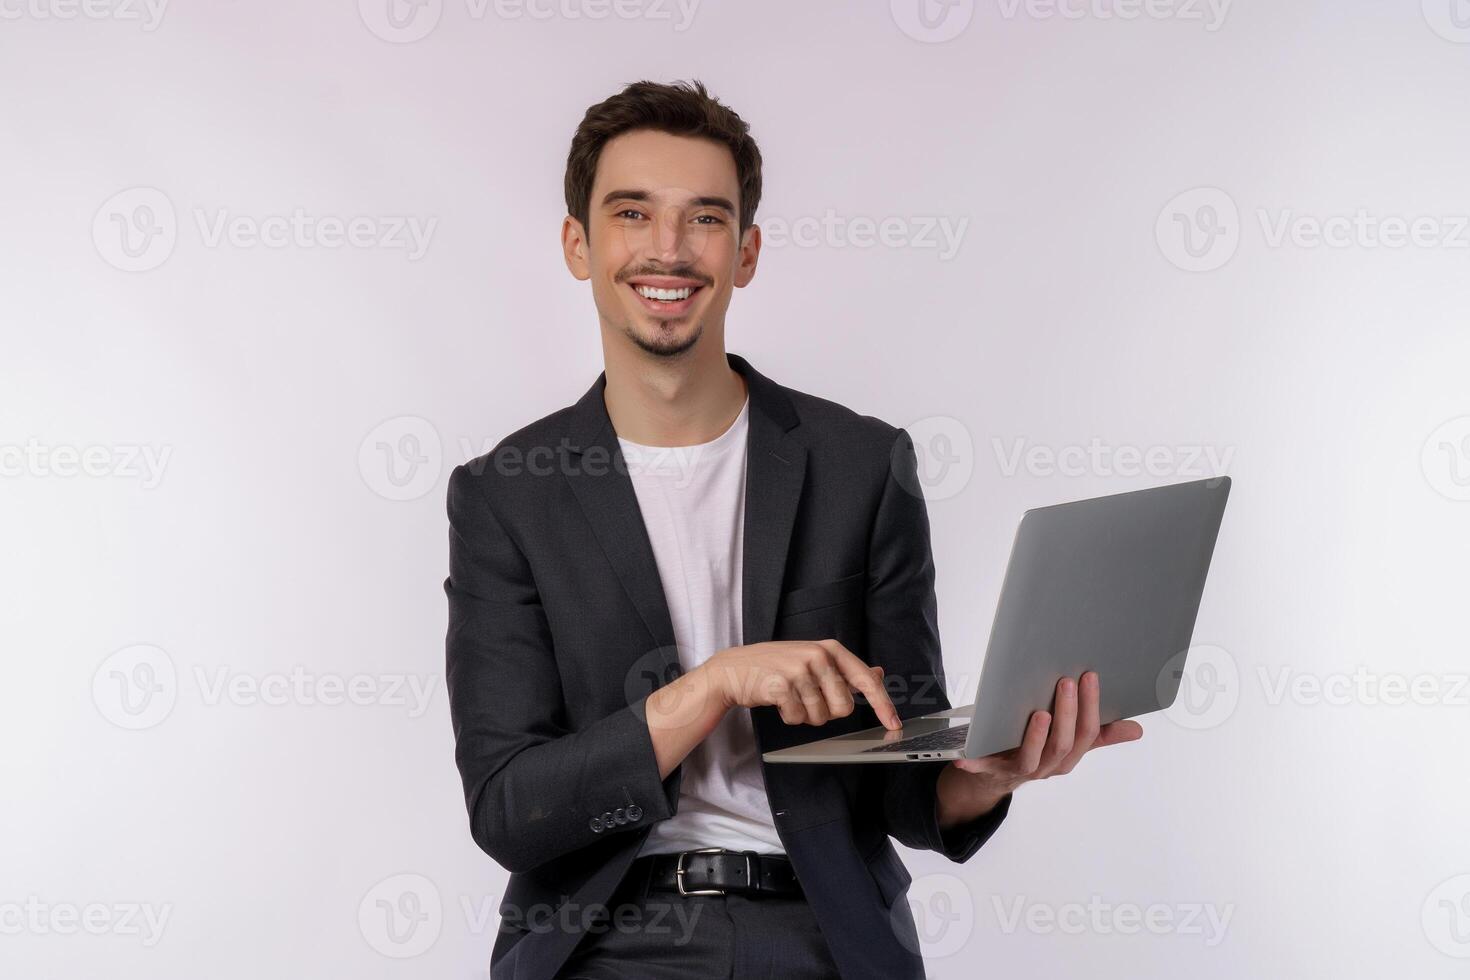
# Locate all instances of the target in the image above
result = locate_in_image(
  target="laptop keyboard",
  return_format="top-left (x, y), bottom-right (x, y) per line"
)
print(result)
top-left (858, 724), bottom-right (970, 754)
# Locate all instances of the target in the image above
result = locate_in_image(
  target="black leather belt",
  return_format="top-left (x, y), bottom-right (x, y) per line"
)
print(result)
top-left (640, 848), bottom-right (803, 898)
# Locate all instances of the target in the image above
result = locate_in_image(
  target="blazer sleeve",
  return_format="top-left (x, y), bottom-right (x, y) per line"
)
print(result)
top-left (444, 462), bottom-right (677, 874)
top-left (864, 428), bottom-right (1012, 862)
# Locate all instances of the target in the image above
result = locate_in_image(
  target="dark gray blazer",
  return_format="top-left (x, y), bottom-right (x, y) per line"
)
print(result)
top-left (445, 352), bottom-right (1011, 980)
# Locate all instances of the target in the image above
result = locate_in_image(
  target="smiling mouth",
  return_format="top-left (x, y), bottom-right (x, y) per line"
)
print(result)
top-left (626, 281), bottom-right (704, 317)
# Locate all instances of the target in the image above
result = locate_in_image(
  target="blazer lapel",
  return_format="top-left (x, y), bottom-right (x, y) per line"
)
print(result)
top-left (563, 373), bottom-right (680, 675)
top-left (735, 354), bottom-right (807, 648)
top-left (561, 352), bottom-right (807, 684)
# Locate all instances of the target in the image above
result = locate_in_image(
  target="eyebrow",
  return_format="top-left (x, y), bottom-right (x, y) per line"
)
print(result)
top-left (600, 189), bottom-right (736, 214)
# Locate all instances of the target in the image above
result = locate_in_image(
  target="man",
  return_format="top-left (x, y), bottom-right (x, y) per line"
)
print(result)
top-left (444, 79), bottom-right (1142, 980)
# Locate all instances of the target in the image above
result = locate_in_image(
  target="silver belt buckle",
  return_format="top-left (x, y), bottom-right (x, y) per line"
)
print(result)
top-left (676, 847), bottom-right (752, 897)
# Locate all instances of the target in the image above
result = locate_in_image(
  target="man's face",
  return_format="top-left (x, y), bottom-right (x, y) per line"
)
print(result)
top-left (563, 128), bottom-right (759, 358)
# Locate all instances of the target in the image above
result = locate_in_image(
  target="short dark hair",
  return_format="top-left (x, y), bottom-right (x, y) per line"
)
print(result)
top-left (564, 79), bottom-right (763, 239)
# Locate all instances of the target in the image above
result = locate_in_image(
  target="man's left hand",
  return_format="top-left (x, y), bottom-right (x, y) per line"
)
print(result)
top-left (934, 671), bottom-right (1144, 829)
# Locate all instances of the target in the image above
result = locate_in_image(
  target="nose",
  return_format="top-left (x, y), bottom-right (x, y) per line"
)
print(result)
top-left (650, 207), bottom-right (689, 265)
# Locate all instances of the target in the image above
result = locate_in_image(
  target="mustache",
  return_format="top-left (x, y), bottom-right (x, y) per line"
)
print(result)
top-left (617, 268), bottom-right (711, 286)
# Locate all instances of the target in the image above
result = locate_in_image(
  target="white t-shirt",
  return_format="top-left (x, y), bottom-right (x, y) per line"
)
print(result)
top-left (617, 394), bottom-right (785, 856)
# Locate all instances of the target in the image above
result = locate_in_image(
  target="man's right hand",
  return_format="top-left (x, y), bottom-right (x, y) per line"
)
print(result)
top-left (702, 640), bottom-right (903, 731)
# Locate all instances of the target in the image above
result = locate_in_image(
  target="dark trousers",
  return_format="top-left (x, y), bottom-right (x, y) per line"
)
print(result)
top-left (556, 854), bottom-right (844, 979)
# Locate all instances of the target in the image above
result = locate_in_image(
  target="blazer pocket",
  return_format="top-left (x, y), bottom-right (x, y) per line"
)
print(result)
top-left (777, 571), bottom-right (866, 618)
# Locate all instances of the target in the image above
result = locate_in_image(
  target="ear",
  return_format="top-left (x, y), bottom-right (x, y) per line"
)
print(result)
top-left (562, 215), bottom-right (590, 281)
top-left (733, 223), bottom-right (761, 288)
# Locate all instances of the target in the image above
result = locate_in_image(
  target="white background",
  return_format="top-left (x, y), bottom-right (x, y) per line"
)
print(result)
top-left (4, 1), bottom-right (1469, 976)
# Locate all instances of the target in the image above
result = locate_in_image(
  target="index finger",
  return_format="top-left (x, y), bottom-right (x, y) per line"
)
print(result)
top-left (816, 640), bottom-right (901, 730)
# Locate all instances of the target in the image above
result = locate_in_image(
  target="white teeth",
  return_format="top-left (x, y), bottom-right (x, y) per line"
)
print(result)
top-left (635, 285), bottom-right (694, 301)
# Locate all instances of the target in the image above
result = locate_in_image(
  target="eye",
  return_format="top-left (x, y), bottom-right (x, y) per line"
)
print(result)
top-left (693, 214), bottom-right (725, 225)
top-left (616, 209), bottom-right (646, 220)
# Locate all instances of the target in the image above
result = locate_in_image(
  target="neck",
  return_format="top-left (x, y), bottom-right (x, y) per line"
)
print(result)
top-left (602, 342), bottom-right (749, 448)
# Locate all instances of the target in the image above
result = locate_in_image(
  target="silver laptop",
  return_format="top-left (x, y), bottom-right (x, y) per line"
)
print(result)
top-left (762, 476), bottom-right (1231, 764)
